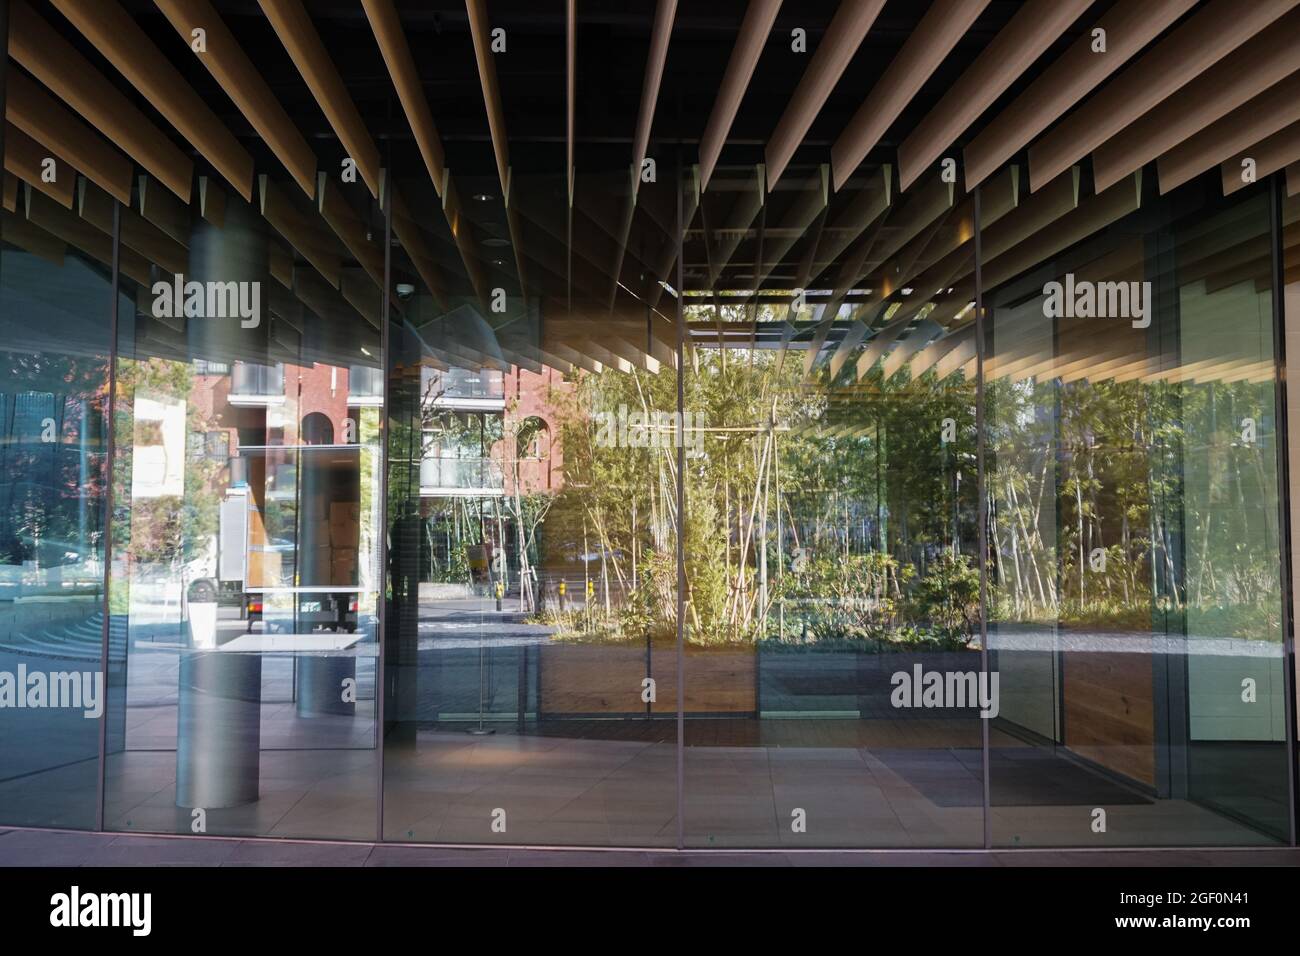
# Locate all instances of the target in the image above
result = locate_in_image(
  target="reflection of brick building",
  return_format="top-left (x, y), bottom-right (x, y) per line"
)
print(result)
top-left (189, 360), bottom-right (379, 481)
top-left (504, 366), bottom-right (568, 495)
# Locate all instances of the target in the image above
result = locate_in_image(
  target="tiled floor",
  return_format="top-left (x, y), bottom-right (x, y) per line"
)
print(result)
top-left (0, 826), bottom-right (1297, 867)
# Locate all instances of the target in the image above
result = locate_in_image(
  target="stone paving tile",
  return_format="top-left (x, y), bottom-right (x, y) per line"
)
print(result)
top-left (785, 851), bottom-right (1003, 867)
top-left (363, 845), bottom-right (512, 867)
top-left (223, 839), bottom-right (374, 867)
top-left (0, 829), bottom-right (118, 866)
top-left (505, 850), bottom-right (656, 866)
top-left (79, 835), bottom-right (243, 867)
top-left (4, 828), bottom-right (1300, 867)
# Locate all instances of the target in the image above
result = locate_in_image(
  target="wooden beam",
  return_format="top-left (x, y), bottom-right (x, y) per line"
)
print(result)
top-left (700, 0), bottom-right (782, 192)
top-left (9, 0), bottom-right (193, 201)
top-left (1, 208), bottom-right (67, 264)
top-left (78, 179), bottom-right (188, 276)
top-left (605, 0), bottom-right (676, 307)
top-left (47, 0), bottom-right (253, 200)
top-left (154, 0), bottom-right (317, 198)
top-left (963, 0), bottom-right (1196, 190)
top-left (465, 0), bottom-right (531, 299)
top-left (316, 172), bottom-right (383, 288)
top-left (362, 0), bottom-right (490, 306)
top-left (24, 187), bottom-right (151, 285)
top-left (1222, 119), bottom-right (1300, 195)
top-left (1093, 15), bottom-right (1300, 193)
top-left (1028, 0), bottom-right (1300, 192)
top-left (1159, 72), bottom-right (1300, 194)
top-left (765, 0), bottom-right (884, 192)
top-left (259, 174), bottom-right (341, 288)
top-left (4, 69), bottom-right (133, 204)
top-left (3, 123), bottom-right (74, 208)
top-left (833, 0), bottom-right (988, 192)
top-left (136, 174), bottom-right (191, 246)
top-left (258, 0), bottom-right (381, 199)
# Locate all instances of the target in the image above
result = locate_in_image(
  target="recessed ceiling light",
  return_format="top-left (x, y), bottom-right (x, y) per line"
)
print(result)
top-left (472, 193), bottom-right (494, 202)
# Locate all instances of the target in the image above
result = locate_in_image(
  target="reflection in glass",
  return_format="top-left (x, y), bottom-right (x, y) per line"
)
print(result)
top-left (986, 179), bottom-right (1289, 847)
top-left (0, 209), bottom-right (113, 829)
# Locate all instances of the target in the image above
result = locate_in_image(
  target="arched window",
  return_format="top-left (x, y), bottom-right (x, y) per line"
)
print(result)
top-left (517, 416), bottom-right (549, 459)
top-left (301, 412), bottom-right (334, 445)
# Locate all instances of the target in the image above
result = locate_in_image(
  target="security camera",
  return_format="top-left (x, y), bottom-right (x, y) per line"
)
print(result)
top-left (395, 283), bottom-right (415, 300)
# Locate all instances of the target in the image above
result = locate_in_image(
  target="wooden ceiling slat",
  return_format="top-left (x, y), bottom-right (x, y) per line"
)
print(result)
top-left (316, 173), bottom-right (383, 289)
top-left (963, 0), bottom-right (1196, 191)
top-left (1028, 0), bottom-right (1300, 192)
top-left (5, 70), bottom-right (134, 205)
top-left (137, 174), bottom-right (192, 246)
top-left (465, 0), bottom-right (533, 301)
top-left (832, 0), bottom-right (989, 192)
top-left (9, 0), bottom-right (193, 201)
top-left (48, 0), bottom-right (253, 201)
top-left (24, 187), bottom-right (151, 285)
top-left (1221, 119), bottom-right (1300, 196)
top-left (259, 175), bottom-right (341, 288)
top-left (765, 0), bottom-right (885, 193)
top-left (1093, 13), bottom-right (1300, 193)
top-left (699, 0), bottom-right (782, 192)
top-left (3, 122), bottom-right (75, 208)
top-left (1, 208), bottom-right (67, 264)
top-left (362, 0), bottom-right (490, 307)
top-left (154, 0), bottom-right (317, 199)
top-left (605, 0), bottom-right (676, 308)
top-left (258, 0), bottom-right (381, 199)
top-left (77, 179), bottom-right (188, 276)
top-left (1158, 72), bottom-right (1300, 194)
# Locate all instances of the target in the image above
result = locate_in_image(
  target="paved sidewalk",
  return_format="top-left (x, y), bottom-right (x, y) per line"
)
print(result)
top-left (1, 828), bottom-right (1298, 867)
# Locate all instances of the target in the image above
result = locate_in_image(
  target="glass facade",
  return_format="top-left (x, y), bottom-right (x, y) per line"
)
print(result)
top-left (0, 0), bottom-right (1298, 851)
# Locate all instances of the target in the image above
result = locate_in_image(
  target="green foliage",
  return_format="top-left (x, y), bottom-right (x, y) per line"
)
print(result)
top-left (908, 548), bottom-right (980, 649)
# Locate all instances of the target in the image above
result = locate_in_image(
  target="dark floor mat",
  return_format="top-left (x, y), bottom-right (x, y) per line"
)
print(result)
top-left (873, 747), bottom-right (1153, 807)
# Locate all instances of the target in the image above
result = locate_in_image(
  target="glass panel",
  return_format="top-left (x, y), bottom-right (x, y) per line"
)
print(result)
top-left (101, 43), bottom-right (384, 837)
top-left (681, 160), bottom-right (986, 847)
top-left (985, 174), bottom-right (1290, 847)
top-left (379, 9), bottom-right (681, 843)
top-left (0, 195), bottom-right (113, 829)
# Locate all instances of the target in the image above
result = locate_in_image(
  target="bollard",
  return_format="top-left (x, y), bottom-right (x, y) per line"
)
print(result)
top-left (558, 579), bottom-right (567, 611)
top-left (495, 580), bottom-right (504, 612)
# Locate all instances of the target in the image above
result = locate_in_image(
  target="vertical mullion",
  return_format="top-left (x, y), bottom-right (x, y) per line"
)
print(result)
top-left (974, 184), bottom-right (991, 850)
top-left (96, 200), bottom-right (121, 833)
top-left (675, 156), bottom-right (686, 851)
top-left (1268, 172), bottom-right (1298, 846)
top-left (375, 170), bottom-right (392, 843)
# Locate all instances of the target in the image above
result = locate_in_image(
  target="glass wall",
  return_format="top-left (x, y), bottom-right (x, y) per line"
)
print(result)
top-left (100, 166), bottom-right (384, 840)
top-left (377, 14), bottom-right (683, 843)
top-left (0, 2), bottom-right (1296, 850)
top-left (0, 191), bottom-right (114, 829)
top-left (985, 175), bottom-right (1290, 846)
top-left (680, 164), bottom-right (986, 848)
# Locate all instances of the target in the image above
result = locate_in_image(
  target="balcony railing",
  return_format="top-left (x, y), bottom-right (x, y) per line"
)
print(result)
top-left (228, 362), bottom-right (285, 405)
top-left (420, 456), bottom-right (504, 494)
top-left (425, 368), bottom-right (505, 406)
top-left (348, 365), bottom-right (384, 405)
